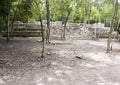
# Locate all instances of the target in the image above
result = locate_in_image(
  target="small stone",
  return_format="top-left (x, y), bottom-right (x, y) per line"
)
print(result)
top-left (36, 40), bottom-right (41, 43)
top-left (75, 56), bottom-right (82, 59)
top-left (46, 52), bottom-right (51, 55)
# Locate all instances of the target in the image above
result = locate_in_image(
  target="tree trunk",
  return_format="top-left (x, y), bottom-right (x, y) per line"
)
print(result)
top-left (62, 8), bottom-right (72, 40)
top-left (107, 18), bottom-right (114, 52)
top-left (83, 0), bottom-right (87, 26)
top-left (88, 3), bottom-right (92, 24)
top-left (39, 14), bottom-right (45, 58)
top-left (39, 16), bottom-right (44, 42)
top-left (39, 12), bottom-right (45, 58)
top-left (34, 1), bottom-right (44, 42)
top-left (10, 0), bottom-right (22, 38)
top-left (107, 0), bottom-right (118, 53)
top-left (34, 0), bottom-right (45, 58)
top-left (116, 18), bottom-right (120, 40)
top-left (46, 0), bottom-right (50, 43)
top-left (41, 28), bottom-right (45, 58)
top-left (7, 15), bottom-right (10, 41)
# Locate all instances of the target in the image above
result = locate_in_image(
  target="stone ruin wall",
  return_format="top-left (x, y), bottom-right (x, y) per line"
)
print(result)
top-left (13, 20), bottom-right (112, 39)
top-left (50, 21), bottom-right (111, 39)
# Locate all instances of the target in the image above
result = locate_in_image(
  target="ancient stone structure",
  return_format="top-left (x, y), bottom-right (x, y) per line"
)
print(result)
top-left (89, 23), bottom-right (110, 35)
top-left (12, 21), bottom-right (112, 39)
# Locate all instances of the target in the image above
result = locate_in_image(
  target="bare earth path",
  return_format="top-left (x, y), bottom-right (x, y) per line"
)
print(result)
top-left (0, 38), bottom-right (120, 85)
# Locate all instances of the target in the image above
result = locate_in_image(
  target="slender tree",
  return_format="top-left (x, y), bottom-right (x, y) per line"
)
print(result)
top-left (46, 0), bottom-right (50, 43)
top-left (83, 0), bottom-right (87, 26)
top-left (116, 17), bottom-right (120, 40)
top-left (107, 0), bottom-right (118, 53)
top-left (61, 0), bottom-right (74, 40)
top-left (33, 0), bottom-right (45, 58)
top-left (7, 6), bottom-right (9, 41)
top-left (87, 2), bottom-right (92, 24)
top-left (62, 8), bottom-right (72, 40)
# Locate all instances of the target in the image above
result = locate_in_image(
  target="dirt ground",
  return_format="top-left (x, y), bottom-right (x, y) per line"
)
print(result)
top-left (0, 37), bottom-right (120, 85)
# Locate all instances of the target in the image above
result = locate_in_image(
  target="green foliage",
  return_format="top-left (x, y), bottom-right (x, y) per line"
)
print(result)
top-left (11, 0), bottom-right (33, 22)
top-left (0, 0), bottom-right (120, 30)
top-left (0, 17), bottom-right (7, 31)
top-left (0, 0), bottom-right (14, 31)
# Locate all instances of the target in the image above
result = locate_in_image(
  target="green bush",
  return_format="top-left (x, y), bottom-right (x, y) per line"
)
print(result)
top-left (0, 17), bottom-right (7, 32)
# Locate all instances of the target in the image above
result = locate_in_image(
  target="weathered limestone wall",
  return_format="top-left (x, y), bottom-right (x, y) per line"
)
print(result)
top-left (65, 23), bottom-right (92, 39)
top-left (13, 21), bottom-right (112, 39)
